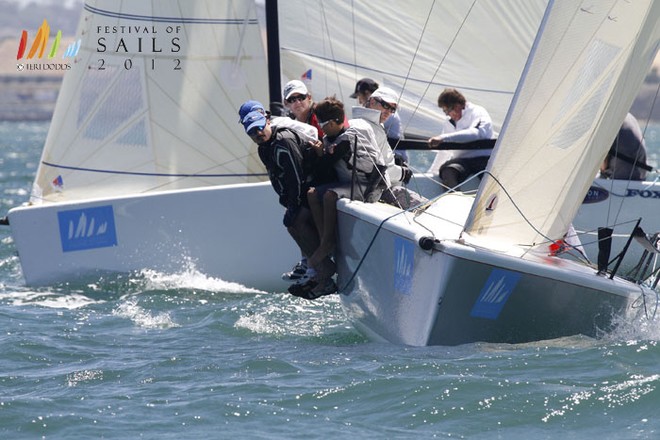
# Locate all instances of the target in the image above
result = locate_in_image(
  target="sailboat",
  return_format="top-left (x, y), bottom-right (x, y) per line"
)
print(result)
top-left (6, 1), bottom-right (305, 289)
top-left (334, 0), bottom-right (660, 345)
top-left (5, 0), bottom-right (549, 289)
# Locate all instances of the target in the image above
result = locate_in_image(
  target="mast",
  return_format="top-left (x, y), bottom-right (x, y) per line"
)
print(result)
top-left (265, 0), bottom-right (281, 108)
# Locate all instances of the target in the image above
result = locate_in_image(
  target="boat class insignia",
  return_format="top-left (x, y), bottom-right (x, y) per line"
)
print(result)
top-left (57, 205), bottom-right (118, 252)
top-left (485, 194), bottom-right (498, 213)
top-left (470, 269), bottom-right (521, 320)
top-left (394, 237), bottom-right (414, 295)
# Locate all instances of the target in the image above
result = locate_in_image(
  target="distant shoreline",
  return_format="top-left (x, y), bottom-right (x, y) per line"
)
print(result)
top-left (1, 74), bottom-right (658, 123)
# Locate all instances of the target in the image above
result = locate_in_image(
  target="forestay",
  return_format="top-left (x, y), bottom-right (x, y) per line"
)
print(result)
top-left (31, 0), bottom-right (270, 204)
top-left (465, 0), bottom-right (660, 251)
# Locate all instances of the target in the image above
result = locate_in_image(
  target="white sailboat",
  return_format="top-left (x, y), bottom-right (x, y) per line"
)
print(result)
top-left (6, 0), bottom-right (549, 289)
top-left (334, 0), bottom-right (660, 345)
top-left (7, 1), bottom-right (301, 289)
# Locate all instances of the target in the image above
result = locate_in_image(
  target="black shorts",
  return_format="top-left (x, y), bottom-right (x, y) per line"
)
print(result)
top-left (311, 182), bottom-right (370, 202)
top-left (438, 156), bottom-right (490, 182)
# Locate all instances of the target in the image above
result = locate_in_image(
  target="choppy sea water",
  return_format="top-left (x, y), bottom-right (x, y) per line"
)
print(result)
top-left (1, 120), bottom-right (660, 439)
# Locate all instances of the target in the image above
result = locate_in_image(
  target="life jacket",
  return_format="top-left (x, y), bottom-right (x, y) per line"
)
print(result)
top-left (331, 118), bottom-right (390, 186)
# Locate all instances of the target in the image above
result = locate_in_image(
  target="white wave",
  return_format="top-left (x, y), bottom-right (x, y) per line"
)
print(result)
top-left (235, 295), bottom-right (343, 338)
top-left (138, 259), bottom-right (265, 295)
top-left (112, 296), bottom-right (179, 329)
top-left (0, 290), bottom-right (103, 309)
top-left (606, 292), bottom-right (660, 342)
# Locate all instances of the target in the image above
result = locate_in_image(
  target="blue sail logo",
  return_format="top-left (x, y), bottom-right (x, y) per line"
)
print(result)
top-left (394, 237), bottom-right (414, 295)
top-left (470, 269), bottom-right (521, 319)
top-left (57, 205), bottom-right (118, 252)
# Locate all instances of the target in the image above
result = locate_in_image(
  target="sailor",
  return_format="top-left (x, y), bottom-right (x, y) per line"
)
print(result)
top-left (294, 96), bottom-right (388, 297)
top-left (427, 88), bottom-right (497, 188)
top-left (600, 112), bottom-right (650, 180)
top-left (350, 78), bottom-right (404, 156)
top-left (238, 101), bottom-right (335, 299)
top-left (360, 87), bottom-right (412, 187)
top-left (282, 80), bottom-right (325, 139)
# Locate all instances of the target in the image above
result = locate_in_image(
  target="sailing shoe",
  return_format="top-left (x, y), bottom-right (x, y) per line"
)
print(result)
top-left (291, 267), bottom-right (317, 285)
top-left (288, 278), bottom-right (337, 300)
top-left (287, 279), bottom-right (317, 297)
top-left (281, 259), bottom-right (308, 282)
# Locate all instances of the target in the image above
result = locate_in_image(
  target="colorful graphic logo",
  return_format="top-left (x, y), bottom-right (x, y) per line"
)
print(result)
top-left (16, 19), bottom-right (80, 60)
top-left (57, 205), bottom-right (118, 252)
top-left (51, 175), bottom-right (64, 192)
top-left (300, 69), bottom-right (312, 81)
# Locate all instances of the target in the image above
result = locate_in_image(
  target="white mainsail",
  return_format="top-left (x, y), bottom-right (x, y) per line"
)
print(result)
top-left (277, 0), bottom-right (547, 138)
top-left (465, 0), bottom-right (660, 251)
top-left (32, 0), bottom-right (270, 204)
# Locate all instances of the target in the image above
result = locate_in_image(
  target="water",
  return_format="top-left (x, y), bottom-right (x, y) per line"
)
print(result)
top-left (1, 120), bottom-right (660, 439)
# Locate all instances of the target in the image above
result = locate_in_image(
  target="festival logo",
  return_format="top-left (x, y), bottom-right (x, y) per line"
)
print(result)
top-left (93, 16), bottom-right (183, 72)
top-left (16, 19), bottom-right (80, 72)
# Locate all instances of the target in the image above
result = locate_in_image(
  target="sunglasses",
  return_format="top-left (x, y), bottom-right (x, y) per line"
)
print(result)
top-left (442, 105), bottom-right (455, 116)
top-left (374, 97), bottom-right (397, 113)
top-left (319, 119), bottom-right (340, 129)
top-left (286, 94), bottom-right (308, 104)
top-left (247, 124), bottom-right (266, 137)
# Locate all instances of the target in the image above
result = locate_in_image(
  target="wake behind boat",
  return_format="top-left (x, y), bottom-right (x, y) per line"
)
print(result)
top-left (335, 0), bottom-right (660, 346)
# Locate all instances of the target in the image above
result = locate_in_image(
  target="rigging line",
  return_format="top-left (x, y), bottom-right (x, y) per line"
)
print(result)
top-left (318, 2), bottom-right (344, 103)
top-left (337, 206), bottom-right (417, 294)
top-left (465, 170), bottom-right (591, 264)
top-left (396, 0), bottom-right (437, 104)
top-left (280, 48), bottom-right (518, 95)
top-left (146, 54), bottom-right (245, 164)
top-left (40, 161), bottom-right (267, 179)
top-left (398, 0), bottom-right (478, 138)
top-left (350, 0), bottom-right (357, 81)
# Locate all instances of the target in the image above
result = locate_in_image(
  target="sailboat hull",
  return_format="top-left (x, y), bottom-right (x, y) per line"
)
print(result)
top-left (9, 183), bottom-right (298, 290)
top-left (336, 201), bottom-right (646, 346)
